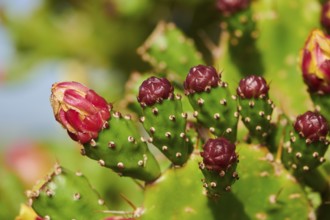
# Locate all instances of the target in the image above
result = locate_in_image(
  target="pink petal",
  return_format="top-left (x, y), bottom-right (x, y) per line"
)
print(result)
top-left (320, 60), bottom-right (330, 80)
top-left (65, 109), bottom-right (85, 132)
top-left (64, 90), bottom-right (97, 114)
top-left (56, 81), bottom-right (89, 93)
top-left (83, 113), bottom-right (103, 132)
top-left (100, 109), bottom-right (111, 121)
top-left (76, 132), bottom-right (92, 144)
top-left (57, 109), bottom-right (71, 129)
top-left (86, 90), bottom-right (109, 109)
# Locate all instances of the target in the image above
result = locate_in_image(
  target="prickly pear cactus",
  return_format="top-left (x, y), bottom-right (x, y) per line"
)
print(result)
top-left (236, 75), bottom-right (274, 143)
top-left (26, 0), bottom-right (330, 219)
top-left (184, 65), bottom-right (239, 142)
top-left (137, 76), bottom-right (193, 166)
top-left (27, 164), bottom-right (109, 219)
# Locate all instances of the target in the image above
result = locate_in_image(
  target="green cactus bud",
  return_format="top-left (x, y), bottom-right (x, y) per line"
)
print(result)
top-left (282, 111), bottom-right (329, 173)
top-left (236, 75), bottom-right (274, 143)
top-left (137, 77), bottom-right (193, 166)
top-left (199, 137), bottom-right (239, 198)
top-left (184, 65), bottom-right (238, 142)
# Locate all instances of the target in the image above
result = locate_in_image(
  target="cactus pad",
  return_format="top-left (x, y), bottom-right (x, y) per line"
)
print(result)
top-left (28, 164), bottom-right (109, 220)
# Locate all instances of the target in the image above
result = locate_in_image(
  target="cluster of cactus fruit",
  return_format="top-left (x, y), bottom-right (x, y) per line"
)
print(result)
top-left (24, 0), bottom-right (330, 219)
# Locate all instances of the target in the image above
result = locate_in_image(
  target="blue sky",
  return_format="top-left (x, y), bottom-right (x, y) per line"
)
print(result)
top-left (0, 0), bottom-right (68, 146)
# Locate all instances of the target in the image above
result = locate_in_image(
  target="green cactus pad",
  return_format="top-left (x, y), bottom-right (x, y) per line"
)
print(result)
top-left (266, 112), bottom-right (291, 153)
top-left (218, 0), bottom-right (319, 115)
top-left (28, 164), bottom-right (109, 220)
top-left (222, 7), bottom-right (263, 75)
top-left (238, 97), bottom-right (274, 142)
top-left (137, 21), bottom-right (205, 82)
top-left (282, 127), bottom-right (329, 173)
top-left (199, 160), bottom-right (238, 198)
top-left (141, 144), bottom-right (312, 220)
top-left (186, 82), bottom-right (239, 142)
top-left (140, 98), bottom-right (193, 165)
top-left (222, 6), bottom-right (255, 35)
top-left (83, 111), bottom-right (161, 182)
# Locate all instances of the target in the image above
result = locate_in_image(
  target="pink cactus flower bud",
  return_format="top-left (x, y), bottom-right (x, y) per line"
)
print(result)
top-left (184, 65), bottom-right (220, 94)
top-left (216, 0), bottom-right (250, 14)
top-left (50, 81), bottom-right (111, 144)
top-left (294, 111), bottom-right (329, 143)
top-left (137, 76), bottom-right (174, 106)
top-left (200, 137), bottom-right (238, 171)
top-left (236, 75), bottom-right (269, 99)
top-left (301, 29), bottom-right (330, 94)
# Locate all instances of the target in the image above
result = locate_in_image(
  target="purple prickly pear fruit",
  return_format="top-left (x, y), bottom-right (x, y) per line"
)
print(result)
top-left (300, 29), bottom-right (330, 94)
top-left (137, 75), bottom-right (192, 165)
top-left (236, 75), bottom-right (273, 144)
top-left (294, 111), bottom-right (329, 143)
top-left (183, 65), bottom-right (220, 94)
top-left (321, 1), bottom-right (330, 32)
top-left (236, 75), bottom-right (269, 99)
top-left (137, 76), bottom-right (174, 106)
top-left (50, 81), bottom-right (111, 144)
top-left (282, 111), bottom-right (329, 172)
top-left (216, 0), bottom-right (250, 14)
top-left (200, 137), bottom-right (238, 171)
top-left (199, 137), bottom-right (239, 197)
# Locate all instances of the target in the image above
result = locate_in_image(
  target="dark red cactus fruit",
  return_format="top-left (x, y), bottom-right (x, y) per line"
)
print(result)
top-left (236, 75), bottom-right (269, 99)
top-left (184, 65), bottom-right (220, 94)
top-left (200, 137), bottom-right (238, 171)
top-left (300, 29), bottom-right (330, 94)
top-left (321, 1), bottom-right (330, 32)
top-left (50, 81), bottom-right (111, 144)
top-left (216, 0), bottom-right (250, 14)
top-left (137, 76), bottom-right (174, 106)
top-left (294, 111), bottom-right (329, 142)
